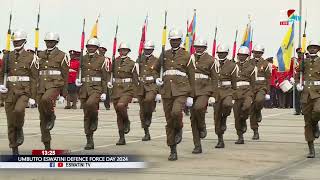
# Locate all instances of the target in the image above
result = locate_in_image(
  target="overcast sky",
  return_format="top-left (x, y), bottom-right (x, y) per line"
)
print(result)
top-left (0, 0), bottom-right (319, 58)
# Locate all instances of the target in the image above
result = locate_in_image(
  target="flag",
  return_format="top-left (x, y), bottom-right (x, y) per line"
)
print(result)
top-left (276, 23), bottom-right (295, 72)
top-left (138, 16), bottom-right (148, 57)
top-left (241, 24), bottom-right (252, 48)
top-left (184, 10), bottom-right (196, 54)
top-left (90, 16), bottom-right (100, 38)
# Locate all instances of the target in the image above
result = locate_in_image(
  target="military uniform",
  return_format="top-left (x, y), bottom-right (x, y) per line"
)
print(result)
top-left (160, 48), bottom-right (194, 149)
top-left (212, 58), bottom-right (237, 148)
top-left (188, 53), bottom-right (214, 153)
top-left (136, 54), bottom-right (160, 141)
top-left (250, 57), bottom-right (271, 139)
top-left (111, 56), bottom-right (138, 145)
top-left (37, 48), bottom-right (69, 149)
top-left (233, 60), bottom-right (256, 143)
top-left (0, 49), bottom-right (38, 151)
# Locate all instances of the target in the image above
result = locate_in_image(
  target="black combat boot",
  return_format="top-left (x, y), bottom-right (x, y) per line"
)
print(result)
top-left (235, 134), bottom-right (244, 144)
top-left (16, 128), bottom-right (24, 146)
top-left (215, 134), bottom-right (225, 148)
top-left (252, 129), bottom-right (260, 140)
top-left (199, 128), bottom-right (207, 139)
top-left (46, 114), bottom-right (56, 130)
top-left (175, 128), bottom-right (183, 144)
top-left (142, 127), bottom-right (151, 141)
top-left (12, 147), bottom-right (19, 155)
top-left (84, 134), bottom-right (94, 150)
top-left (192, 144), bottom-right (202, 154)
top-left (116, 130), bottom-right (126, 145)
top-left (44, 141), bottom-right (51, 150)
top-left (307, 141), bottom-right (315, 158)
top-left (168, 145), bottom-right (178, 161)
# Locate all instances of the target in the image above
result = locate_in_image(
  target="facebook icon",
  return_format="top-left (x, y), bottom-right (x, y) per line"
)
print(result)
top-left (49, 162), bottom-right (55, 167)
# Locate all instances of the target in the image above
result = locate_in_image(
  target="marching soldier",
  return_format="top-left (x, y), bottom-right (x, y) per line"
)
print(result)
top-left (212, 44), bottom-right (237, 148)
top-left (189, 38), bottom-right (215, 154)
top-left (109, 42), bottom-right (138, 145)
top-left (98, 45), bottom-right (112, 110)
top-left (156, 28), bottom-right (194, 161)
top-left (136, 40), bottom-right (160, 141)
top-left (37, 32), bottom-right (69, 150)
top-left (297, 41), bottom-right (320, 158)
top-left (250, 44), bottom-right (271, 140)
top-left (0, 30), bottom-right (38, 154)
top-left (65, 50), bottom-right (80, 109)
top-left (233, 46), bottom-right (256, 144)
top-left (75, 38), bottom-right (108, 150)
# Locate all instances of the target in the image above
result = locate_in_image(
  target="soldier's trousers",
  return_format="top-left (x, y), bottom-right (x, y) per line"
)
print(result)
top-left (162, 96), bottom-right (187, 146)
top-left (302, 97), bottom-right (320, 142)
top-left (5, 94), bottom-right (28, 148)
top-left (81, 93), bottom-right (100, 135)
top-left (190, 95), bottom-right (208, 146)
top-left (214, 95), bottom-right (233, 135)
top-left (250, 90), bottom-right (266, 130)
top-left (233, 96), bottom-right (253, 135)
top-left (294, 86), bottom-right (302, 113)
top-left (38, 88), bottom-right (60, 143)
top-left (67, 83), bottom-right (78, 106)
top-left (138, 91), bottom-right (157, 128)
top-left (113, 96), bottom-right (132, 131)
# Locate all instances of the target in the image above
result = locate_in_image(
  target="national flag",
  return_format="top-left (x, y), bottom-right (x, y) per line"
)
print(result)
top-left (276, 23), bottom-right (295, 72)
top-left (138, 15), bottom-right (148, 57)
top-left (241, 24), bottom-right (252, 48)
top-left (184, 9), bottom-right (196, 54)
top-left (90, 15), bottom-right (100, 38)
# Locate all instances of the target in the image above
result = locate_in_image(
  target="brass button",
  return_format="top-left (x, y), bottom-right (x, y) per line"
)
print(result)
top-left (13, 83), bottom-right (16, 86)
top-left (87, 75), bottom-right (89, 77)
top-left (88, 69), bottom-right (90, 71)
top-left (15, 62), bottom-right (17, 64)
top-left (46, 61), bottom-right (48, 63)
top-left (45, 66), bottom-right (47, 68)
top-left (44, 78), bottom-right (47, 81)
top-left (14, 68), bottom-right (17, 71)
top-left (308, 87), bottom-right (310, 89)
top-left (310, 68), bottom-right (312, 70)
top-left (144, 70), bottom-right (146, 72)
top-left (309, 74), bottom-right (311, 77)
top-left (88, 63), bottom-right (91, 65)
top-left (170, 80), bottom-right (172, 82)
top-left (118, 67), bottom-right (121, 69)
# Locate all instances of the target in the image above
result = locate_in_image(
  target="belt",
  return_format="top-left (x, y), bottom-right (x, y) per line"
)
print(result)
top-left (163, 70), bottom-right (187, 77)
top-left (39, 70), bottom-right (61, 75)
top-left (256, 77), bottom-right (266, 81)
top-left (236, 81), bottom-right (250, 87)
top-left (81, 77), bottom-right (102, 82)
top-left (113, 78), bottom-right (133, 83)
top-left (7, 76), bottom-right (30, 82)
top-left (139, 76), bottom-right (154, 81)
top-left (219, 81), bottom-right (232, 86)
top-left (195, 73), bottom-right (209, 79)
top-left (304, 81), bottom-right (320, 86)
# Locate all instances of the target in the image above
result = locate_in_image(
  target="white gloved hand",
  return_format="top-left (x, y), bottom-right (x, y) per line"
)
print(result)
top-left (58, 96), bottom-right (65, 104)
top-left (100, 93), bottom-right (107, 101)
top-left (0, 85), bottom-right (8, 93)
top-left (156, 78), bottom-right (164, 86)
top-left (265, 94), bottom-right (271, 100)
top-left (186, 97), bottom-right (193, 107)
top-left (107, 82), bottom-right (113, 89)
top-left (297, 83), bottom-right (304, 91)
top-left (208, 97), bottom-right (216, 104)
top-left (28, 98), bottom-right (36, 106)
top-left (75, 79), bottom-right (82, 87)
top-left (289, 77), bottom-right (295, 84)
top-left (155, 94), bottom-right (162, 102)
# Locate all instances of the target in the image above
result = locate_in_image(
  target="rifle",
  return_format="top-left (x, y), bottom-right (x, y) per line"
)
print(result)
top-left (159, 11), bottom-right (167, 79)
top-left (109, 18), bottom-right (119, 84)
top-left (212, 26), bottom-right (217, 58)
top-left (34, 4), bottom-right (40, 56)
top-left (3, 11), bottom-right (13, 88)
top-left (300, 20), bottom-right (307, 85)
top-left (78, 18), bottom-right (86, 80)
top-left (232, 29), bottom-right (238, 60)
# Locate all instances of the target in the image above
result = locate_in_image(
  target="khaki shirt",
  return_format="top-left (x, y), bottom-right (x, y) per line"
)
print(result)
top-left (136, 54), bottom-right (160, 96)
top-left (37, 48), bottom-right (69, 95)
top-left (79, 53), bottom-right (108, 98)
top-left (160, 48), bottom-right (194, 98)
top-left (250, 57), bottom-right (271, 94)
top-left (0, 49), bottom-right (38, 102)
top-left (234, 60), bottom-right (256, 99)
top-left (301, 56), bottom-right (320, 102)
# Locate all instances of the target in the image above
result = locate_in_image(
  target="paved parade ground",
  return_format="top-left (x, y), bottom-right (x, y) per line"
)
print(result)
top-left (0, 102), bottom-right (319, 180)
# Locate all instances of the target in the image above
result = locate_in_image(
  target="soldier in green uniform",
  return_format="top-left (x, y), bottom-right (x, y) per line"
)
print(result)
top-left (189, 37), bottom-right (215, 154)
top-left (156, 28), bottom-right (194, 161)
top-left (233, 46), bottom-right (256, 144)
top-left (297, 41), bottom-right (320, 158)
top-left (37, 32), bottom-right (69, 150)
top-left (109, 42), bottom-right (138, 145)
top-left (0, 30), bottom-right (38, 154)
top-left (250, 44), bottom-right (271, 140)
top-left (136, 40), bottom-right (160, 141)
top-left (212, 44), bottom-right (237, 148)
top-left (75, 38), bottom-right (108, 150)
